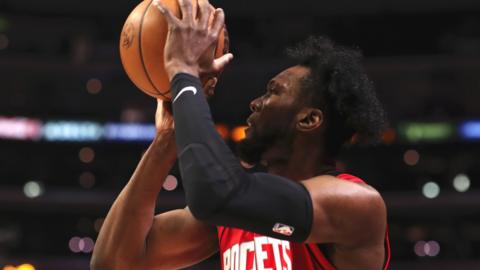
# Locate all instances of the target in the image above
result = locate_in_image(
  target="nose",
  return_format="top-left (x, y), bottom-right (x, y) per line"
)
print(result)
top-left (249, 97), bottom-right (262, 112)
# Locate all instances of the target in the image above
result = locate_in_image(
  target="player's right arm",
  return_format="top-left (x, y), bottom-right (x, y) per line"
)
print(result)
top-left (90, 101), bottom-right (218, 270)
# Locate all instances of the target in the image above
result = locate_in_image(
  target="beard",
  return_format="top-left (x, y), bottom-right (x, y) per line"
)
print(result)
top-left (237, 122), bottom-right (295, 166)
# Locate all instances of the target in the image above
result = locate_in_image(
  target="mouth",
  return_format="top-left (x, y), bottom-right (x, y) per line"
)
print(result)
top-left (246, 115), bottom-right (255, 127)
top-left (245, 117), bottom-right (255, 137)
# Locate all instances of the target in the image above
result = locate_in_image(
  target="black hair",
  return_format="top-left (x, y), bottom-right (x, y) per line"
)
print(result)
top-left (287, 36), bottom-right (387, 156)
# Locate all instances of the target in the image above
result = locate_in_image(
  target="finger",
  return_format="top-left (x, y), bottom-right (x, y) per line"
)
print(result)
top-left (156, 98), bottom-right (164, 112)
top-left (204, 77), bottom-right (218, 97)
top-left (210, 8), bottom-right (225, 41)
top-left (205, 77), bottom-right (218, 88)
top-left (163, 101), bottom-right (173, 114)
top-left (155, 99), bottom-right (164, 125)
top-left (212, 53), bottom-right (234, 73)
top-left (197, 0), bottom-right (213, 29)
top-left (210, 77), bottom-right (218, 95)
top-left (178, 0), bottom-right (193, 24)
top-left (153, 0), bottom-right (181, 26)
top-left (156, 99), bottom-right (173, 113)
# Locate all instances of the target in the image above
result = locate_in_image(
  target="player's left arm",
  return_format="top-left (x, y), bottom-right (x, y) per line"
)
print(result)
top-left (301, 176), bottom-right (387, 269)
top-left (301, 176), bottom-right (386, 245)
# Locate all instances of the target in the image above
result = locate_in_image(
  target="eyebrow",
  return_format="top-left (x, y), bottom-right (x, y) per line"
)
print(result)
top-left (267, 80), bottom-right (275, 89)
top-left (268, 80), bottom-right (285, 91)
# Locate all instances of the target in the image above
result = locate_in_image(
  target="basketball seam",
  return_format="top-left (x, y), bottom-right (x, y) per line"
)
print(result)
top-left (139, 0), bottom-right (168, 98)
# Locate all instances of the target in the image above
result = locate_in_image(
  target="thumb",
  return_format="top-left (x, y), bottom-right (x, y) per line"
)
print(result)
top-left (212, 53), bottom-right (234, 73)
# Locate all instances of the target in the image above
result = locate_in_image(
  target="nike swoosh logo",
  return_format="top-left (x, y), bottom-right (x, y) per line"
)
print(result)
top-left (173, 86), bottom-right (197, 103)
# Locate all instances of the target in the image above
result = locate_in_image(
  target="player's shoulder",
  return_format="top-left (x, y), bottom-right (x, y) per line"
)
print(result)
top-left (302, 173), bottom-right (386, 218)
top-left (302, 173), bottom-right (387, 245)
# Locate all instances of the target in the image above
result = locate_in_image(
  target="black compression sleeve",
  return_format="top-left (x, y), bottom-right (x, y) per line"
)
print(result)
top-left (171, 73), bottom-right (313, 241)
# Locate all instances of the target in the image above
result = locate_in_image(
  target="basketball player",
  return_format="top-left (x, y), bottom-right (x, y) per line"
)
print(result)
top-left (91, 0), bottom-right (390, 269)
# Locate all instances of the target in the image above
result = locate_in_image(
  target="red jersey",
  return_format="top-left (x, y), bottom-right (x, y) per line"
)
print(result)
top-left (217, 173), bottom-right (391, 270)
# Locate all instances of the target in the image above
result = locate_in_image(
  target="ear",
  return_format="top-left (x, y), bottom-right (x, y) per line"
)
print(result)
top-left (296, 108), bottom-right (324, 132)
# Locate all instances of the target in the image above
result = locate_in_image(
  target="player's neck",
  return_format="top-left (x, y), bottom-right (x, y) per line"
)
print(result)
top-left (262, 136), bottom-right (335, 181)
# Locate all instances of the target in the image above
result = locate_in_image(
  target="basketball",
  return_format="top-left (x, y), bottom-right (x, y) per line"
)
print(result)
top-left (119, 0), bottom-right (229, 100)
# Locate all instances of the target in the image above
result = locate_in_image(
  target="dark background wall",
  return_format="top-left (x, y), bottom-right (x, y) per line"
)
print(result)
top-left (1, 0), bottom-right (480, 269)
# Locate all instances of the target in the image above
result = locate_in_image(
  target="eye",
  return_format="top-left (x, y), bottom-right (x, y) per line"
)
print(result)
top-left (267, 85), bottom-right (280, 95)
top-left (263, 88), bottom-right (273, 97)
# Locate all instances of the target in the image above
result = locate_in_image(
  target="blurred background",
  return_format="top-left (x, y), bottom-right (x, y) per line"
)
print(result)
top-left (1, 0), bottom-right (480, 269)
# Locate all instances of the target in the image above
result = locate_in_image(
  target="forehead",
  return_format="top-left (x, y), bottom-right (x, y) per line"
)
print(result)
top-left (270, 65), bottom-right (310, 95)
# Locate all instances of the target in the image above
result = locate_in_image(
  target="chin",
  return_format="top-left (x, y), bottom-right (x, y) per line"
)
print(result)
top-left (237, 126), bottom-right (276, 165)
top-left (237, 138), bottom-right (262, 165)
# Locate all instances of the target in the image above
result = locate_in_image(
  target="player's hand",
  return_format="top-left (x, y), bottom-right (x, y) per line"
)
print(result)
top-left (202, 76), bottom-right (218, 97)
top-left (153, 0), bottom-right (233, 85)
top-left (155, 99), bottom-right (174, 133)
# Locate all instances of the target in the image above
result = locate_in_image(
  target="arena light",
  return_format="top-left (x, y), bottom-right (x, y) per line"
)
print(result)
top-left (460, 121), bottom-right (480, 139)
top-left (453, 174), bottom-right (470, 192)
top-left (425, 240), bottom-right (440, 257)
top-left (94, 218), bottom-right (104, 232)
top-left (16, 264), bottom-right (35, 270)
top-left (81, 237), bottom-right (95, 253)
top-left (86, 78), bottom-right (102, 94)
top-left (79, 171), bottom-right (96, 189)
top-left (163, 175), bottom-right (178, 191)
top-left (43, 121), bottom-right (103, 141)
top-left (7, 116), bottom-right (476, 144)
top-left (414, 240), bottom-right (440, 257)
top-left (215, 124), bottom-right (230, 140)
top-left (69, 236), bottom-right (82, 253)
top-left (231, 126), bottom-right (247, 142)
top-left (104, 123), bottom-right (156, 141)
top-left (23, 181), bottom-right (44, 199)
top-left (0, 117), bottom-right (42, 140)
top-left (399, 122), bottom-right (454, 142)
top-left (79, 147), bottom-right (95, 163)
top-left (2, 265), bottom-right (36, 270)
top-left (381, 128), bottom-right (396, 144)
top-left (69, 236), bottom-right (94, 253)
top-left (422, 181), bottom-right (440, 199)
top-left (403, 149), bottom-right (420, 166)
top-left (414, 241), bottom-right (426, 257)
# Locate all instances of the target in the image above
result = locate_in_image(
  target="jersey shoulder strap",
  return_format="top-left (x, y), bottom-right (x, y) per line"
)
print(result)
top-left (325, 170), bottom-right (366, 184)
top-left (336, 173), bottom-right (366, 184)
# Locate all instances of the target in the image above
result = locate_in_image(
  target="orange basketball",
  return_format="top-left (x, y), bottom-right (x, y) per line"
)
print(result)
top-left (119, 0), bottom-right (229, 100)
